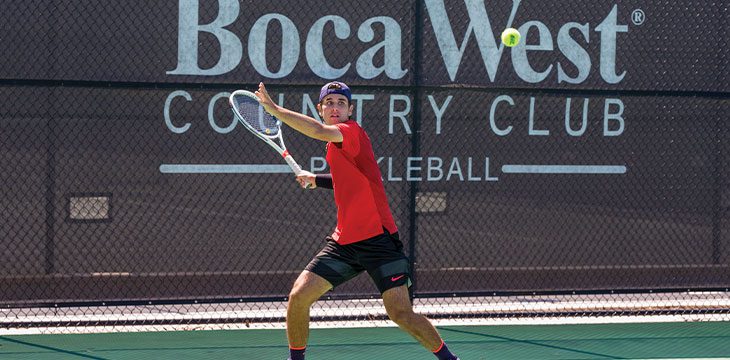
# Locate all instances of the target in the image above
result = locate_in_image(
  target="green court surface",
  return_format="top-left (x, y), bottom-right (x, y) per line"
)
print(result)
top-left (1, 322), bottom-right (728, 360)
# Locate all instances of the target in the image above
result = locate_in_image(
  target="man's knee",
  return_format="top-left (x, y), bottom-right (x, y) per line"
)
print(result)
top-left (288, 272), bottom-right (331, 307)
top-left (386, 303), bottom-right (415, 324)
top-left (288, 284), bottom-right (316, 307)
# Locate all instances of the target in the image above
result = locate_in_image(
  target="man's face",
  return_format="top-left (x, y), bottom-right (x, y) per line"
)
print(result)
top-left (317, 94), bottom-right (353, 125)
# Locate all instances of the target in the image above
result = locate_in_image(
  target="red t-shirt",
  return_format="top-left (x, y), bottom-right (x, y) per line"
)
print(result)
top-left (326, 120), bottom-right (398, 244)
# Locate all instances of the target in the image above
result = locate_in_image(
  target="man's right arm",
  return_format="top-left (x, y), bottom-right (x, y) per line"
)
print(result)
top-left (295, 171), bottom-right (333, 190)
top-left (314, 174), bottom-right (333, 189)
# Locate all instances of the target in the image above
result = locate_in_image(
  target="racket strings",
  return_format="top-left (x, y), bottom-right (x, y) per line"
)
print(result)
top-left (233, 95), bottom-right (281, 136)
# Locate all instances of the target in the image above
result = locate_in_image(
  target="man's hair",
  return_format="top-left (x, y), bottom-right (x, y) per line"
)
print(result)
top-left (319, 81), bottom-right (352, 103)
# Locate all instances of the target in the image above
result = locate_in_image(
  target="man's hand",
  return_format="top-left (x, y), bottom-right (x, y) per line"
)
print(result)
top-left (254, 82), bottom-right (278, 115)
top-left (296, 170), bottom-right (316, 189)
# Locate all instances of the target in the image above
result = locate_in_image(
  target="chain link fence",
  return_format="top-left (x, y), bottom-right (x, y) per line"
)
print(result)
top-left (1, 0), bottom-right (728, 330)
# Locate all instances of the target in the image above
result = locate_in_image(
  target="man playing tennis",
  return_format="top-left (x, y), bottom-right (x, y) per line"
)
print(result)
top-left (254, 81), bottom-right (460, 360)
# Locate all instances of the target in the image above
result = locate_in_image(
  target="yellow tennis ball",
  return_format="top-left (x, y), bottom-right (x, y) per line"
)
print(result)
top-left (501, 28), bottom-right (521, 47)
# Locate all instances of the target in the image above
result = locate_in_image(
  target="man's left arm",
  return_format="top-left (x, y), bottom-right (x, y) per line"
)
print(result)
top-left (255, 83), bottom-right (343, 143)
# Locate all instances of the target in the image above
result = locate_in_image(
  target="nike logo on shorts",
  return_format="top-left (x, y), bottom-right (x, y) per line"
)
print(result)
top-left (391, 274), bottom-right (405, 282)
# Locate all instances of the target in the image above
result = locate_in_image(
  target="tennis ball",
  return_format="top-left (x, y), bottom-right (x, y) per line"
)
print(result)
top-left (501, 28), bottom-right (521, 47)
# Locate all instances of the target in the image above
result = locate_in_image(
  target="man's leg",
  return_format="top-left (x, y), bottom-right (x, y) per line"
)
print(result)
top-left (382, 285), bottom-right (458, 359)
top-left (382, 284), bottom-right (441, 349)
top-left (287, 270), bottom-right (332, 349)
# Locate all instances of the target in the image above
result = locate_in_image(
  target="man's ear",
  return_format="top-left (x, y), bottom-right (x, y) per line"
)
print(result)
top-left (316, 103), bottom-right (323, 118)
top-left (348, 104), bottom-right (354, 117)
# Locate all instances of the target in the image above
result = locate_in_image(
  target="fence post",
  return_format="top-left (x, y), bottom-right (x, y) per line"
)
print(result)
top-left (407, 0), bottom-right (425, 300)
top-left (712, 114), bottom-right (724, 264)
top-left (44, 111), bottom-right (56, 275)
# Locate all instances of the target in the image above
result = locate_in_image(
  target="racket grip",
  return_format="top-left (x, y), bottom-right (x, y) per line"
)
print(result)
top-left (283, 154), bottom-right (314, 189)
top-left (283, 153), bottom-right (303, 176)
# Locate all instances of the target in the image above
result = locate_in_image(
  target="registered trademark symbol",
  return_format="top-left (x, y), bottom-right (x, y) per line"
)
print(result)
top-left (632, 9), bottom-right (646, 25)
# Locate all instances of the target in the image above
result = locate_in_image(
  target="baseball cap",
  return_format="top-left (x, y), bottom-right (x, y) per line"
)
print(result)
top-left (319, 81), bottom-right (351, 103)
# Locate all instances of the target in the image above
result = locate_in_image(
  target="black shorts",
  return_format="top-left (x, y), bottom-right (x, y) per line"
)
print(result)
top-left (305, 231), bottom-right (411, 294)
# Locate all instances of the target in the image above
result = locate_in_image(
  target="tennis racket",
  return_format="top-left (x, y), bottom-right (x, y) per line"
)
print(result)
top-left (228, 90), bottom-right (305, 177)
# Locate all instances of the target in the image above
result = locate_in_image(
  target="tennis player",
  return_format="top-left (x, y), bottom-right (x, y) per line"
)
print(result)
top-left (255, 81), bottom-right (460, 360)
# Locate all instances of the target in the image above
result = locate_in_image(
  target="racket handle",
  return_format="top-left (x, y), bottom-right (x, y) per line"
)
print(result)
top-left (283, 153), bottom-right (314, 189)
top-left (283, 153), bottom-right (303, 176)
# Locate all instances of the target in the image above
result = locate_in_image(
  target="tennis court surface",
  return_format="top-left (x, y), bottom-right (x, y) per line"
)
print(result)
top-left (1, 321), bottom-right (728, 359)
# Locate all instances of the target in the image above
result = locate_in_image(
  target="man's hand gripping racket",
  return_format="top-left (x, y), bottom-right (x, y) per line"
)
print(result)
top-left (228, 85), bottom-right (314, 188)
